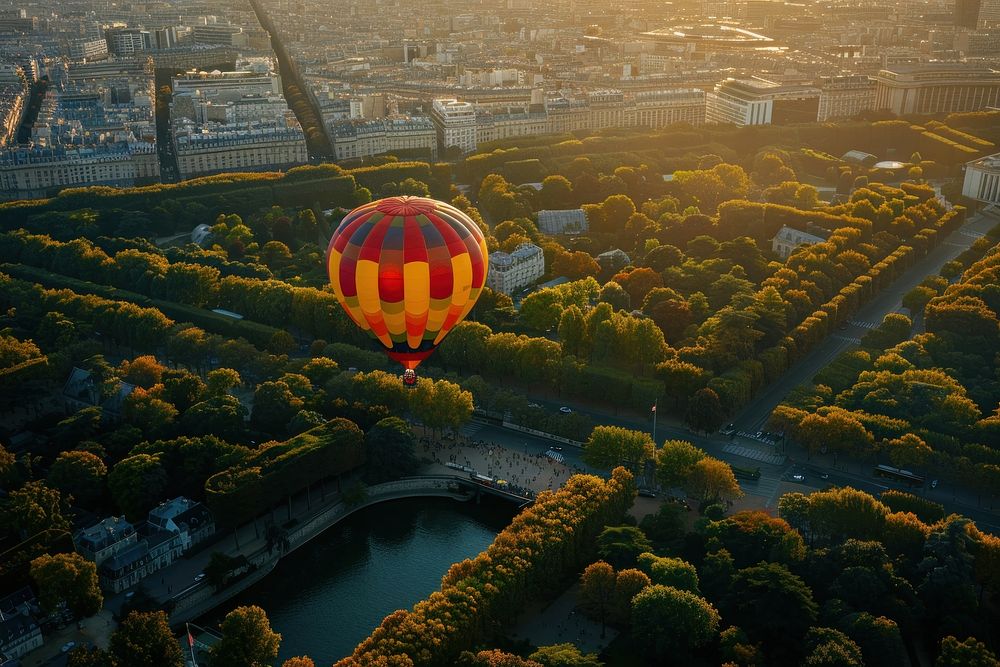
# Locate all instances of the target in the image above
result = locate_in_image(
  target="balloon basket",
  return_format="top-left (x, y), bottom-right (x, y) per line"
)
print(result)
top-left (402, 369), bottom-right (417, 388)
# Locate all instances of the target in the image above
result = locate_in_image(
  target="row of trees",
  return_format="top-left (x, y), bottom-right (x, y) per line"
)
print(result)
top-left (772, 234), bottom-right (1000, 495)
top-left (336, 468), bottom-right (635, 666)
top-left (395, 482), bottom-right (1000, 666)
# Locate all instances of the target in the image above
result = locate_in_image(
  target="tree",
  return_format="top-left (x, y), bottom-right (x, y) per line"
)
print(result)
top-left (159, 371), bottom-right (206, 413)
top-left (46, 450), bottom-right (107, 506)
top-left (204, 551), bottom-right (244, 589)
top-left (1, 480), bottom-right (70, 537)
top-left (463, 650), bottom-right (542, 667)
top-left (639, 501), bottom-right (686, 551)
top-left (598, 281), bottom-right (630, 311)
top-left (282, 659), bottom-right (316, 667)
top-left (935, 636), bottom-right (998, 667)
top-left (251, 380), bottom-right (304, 434)
top-left (648, 299), bottom-right (692, 345)
top-left (409, 378), bottom-right (474, 433)
top-left (839, 612), bottom-right (906, 667)
top-left (804, 627), bottom-right (864, 667)
top-left (612, 568), bottom-right (651, 625)
top-left (364, 417), bottom-right (419, 483)
top-left (596, 525), bottom-right (652, 568)
top-left (108, 454), bottom-right (168, 520)
top-left (0, 442), bottom-right (15, 485)
top-left (631, 585), bottom-right (721, 659)
top-left (613, 268), bottom-right (662, 308)
top-left (579, 561), bottom-right (616, 636)
top-left (885, 433), bottom-right (932, 470)
top-left (180, 396), bottom-right (247, 440)
top-left (206, 368), bottom-right (242, 396)
top-left (210, 605), bottom-right (282, 667)
top-left (583, 426), bottom-right (655, 472)
top-left (655, 440), bottom-right (706, 488)
top-left (67, 647), bottom-right (113, 667)
top-left (108, 611), bottom-right (183, 667)
top-left (724, 563), bottom-right (818, 661)
top-left (540, 175), bottom-right (574, 209)
top-left (685, 388), bottom-right (726, 434)
top-left (119, 355), bottom-right (165, 389)
top-left (30, 553), bottom-right (103, 617)
top-left (685, 457), bottom-right (743, 503)
top-left (656, 361), bottom-right (708, 410)
top-left (637, 553), bottom-right (700, 592)
top-left (528, 644), bottom-right (603, 667)
top-left (705, 511), bottom-right (805, 568)
top-left (122, 389), bottom-right (178, 436)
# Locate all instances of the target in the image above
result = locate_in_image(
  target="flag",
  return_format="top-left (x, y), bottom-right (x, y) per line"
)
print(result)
top-left (187, 624), bottom-right (195, 647)
top-left (651, 404), bottom-right (656, 413)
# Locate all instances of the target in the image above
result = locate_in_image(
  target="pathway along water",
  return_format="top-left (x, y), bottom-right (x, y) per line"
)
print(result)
top-left (197, 496), bottom-right (516, 664)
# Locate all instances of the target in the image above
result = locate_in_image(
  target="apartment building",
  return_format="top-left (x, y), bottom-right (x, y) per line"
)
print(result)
top-left (487, 243), bottom-right (545, 295)
top-left (816, 75), bottom-right (876, 121)
top-left (962, 152), bottom-right (1000, 205)
top-left (874, 64), bottom-right (1000, 115)
top-left (330, 117), bottom-right (437, 161)
top-left (431, 98), bottom-right (478, 155)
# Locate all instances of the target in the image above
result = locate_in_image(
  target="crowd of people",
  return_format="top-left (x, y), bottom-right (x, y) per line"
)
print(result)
top-left (418, 432), bottom-right (583, 495)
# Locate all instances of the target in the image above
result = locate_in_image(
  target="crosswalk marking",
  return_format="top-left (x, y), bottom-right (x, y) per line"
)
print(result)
top-left (848, 320), bottom-right (878, 329)
top-left (833, 334), bottom-right (863, 344)
top-left (722, 444), bottom-right (786, 466)
top-left (961, 230), bottom-right (985, 239)
top-left (461, 422), bottom-right (484, 437)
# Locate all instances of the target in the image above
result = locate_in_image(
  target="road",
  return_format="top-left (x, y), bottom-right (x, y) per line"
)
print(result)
top-left (731, 208), bottom-right (1000, 433)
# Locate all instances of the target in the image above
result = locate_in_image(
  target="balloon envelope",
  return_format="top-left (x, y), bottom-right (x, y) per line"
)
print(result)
top-left (325, 196), bottom-right (489, 369)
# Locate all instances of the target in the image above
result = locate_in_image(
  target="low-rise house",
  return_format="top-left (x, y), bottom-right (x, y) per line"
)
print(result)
top-left (62, 367), bottom-right (136, 421)
top-left (597, 248), bottom-right (631, 274)
top-left (147, 497), bottom-right (215, 552)
top-left (771, 224), bottom-right (830, 259)
top-left (96, 498), bottom-right (215, 593)
top-left (0, 613), bottom-right (43, 660)
top-left (74, 516), bottom-right (137, 566)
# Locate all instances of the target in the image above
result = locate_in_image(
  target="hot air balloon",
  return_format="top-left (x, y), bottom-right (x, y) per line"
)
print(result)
top-left (325, 196), bottom-right (489, 385)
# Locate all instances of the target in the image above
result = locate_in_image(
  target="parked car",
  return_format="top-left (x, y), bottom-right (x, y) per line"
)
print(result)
top-left (559, 406), bottom-right (573, 414)
top-left (931, 479), bottom-right (939, 489)
top-left (791, 474), bottom-right (806, 482)
top-left (194, 573), bottom-right (206, 582)
top-left (61, 642), bottom-right (76, 653)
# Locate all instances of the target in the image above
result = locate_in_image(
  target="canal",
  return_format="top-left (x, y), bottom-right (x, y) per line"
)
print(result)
top-left (198, 496), bottom-right (516, 664)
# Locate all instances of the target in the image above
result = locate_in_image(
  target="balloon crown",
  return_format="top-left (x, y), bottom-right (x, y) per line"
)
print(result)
top-left (376, 196), bottom-right (438, 216)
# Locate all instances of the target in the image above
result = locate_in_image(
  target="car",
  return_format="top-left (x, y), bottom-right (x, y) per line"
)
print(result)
top-left (931, 479), bottom-right (939, 489)
top-left (550, 445), bottom-right (563, 452)
top-left (820, 473), bottom-right (830, 480)
top-left (194, 573), bottom-right (206, 582)
top-left (720, 423), bottom-right (736, 436)
top-left (559, 406), bottom-right (573, 414)
top-left (637, 489), bottom-right (657, 498)
top-left (791, 474), bottom-right (806, 482)
top-left (61, 642), bottom-right (77, 653)
top-left (124, 591), bottom-right (135, 599)
top-left (528, 402), bottom-right (542, 409)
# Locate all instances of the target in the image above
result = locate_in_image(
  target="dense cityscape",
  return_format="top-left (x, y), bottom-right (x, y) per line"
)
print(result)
top-left (0, 0), bottom-right (999, 665)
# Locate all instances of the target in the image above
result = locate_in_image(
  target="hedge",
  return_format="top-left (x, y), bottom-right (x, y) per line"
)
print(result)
top-left (205, 418), bottom-right (366, 527)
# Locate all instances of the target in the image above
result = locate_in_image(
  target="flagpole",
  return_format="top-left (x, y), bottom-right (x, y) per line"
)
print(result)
top-left (187, 623), bottom-right (197, 667)
top-left (652, 399), bottom-right (657, 445)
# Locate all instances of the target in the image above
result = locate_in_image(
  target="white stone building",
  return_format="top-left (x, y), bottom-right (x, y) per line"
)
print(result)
top-left (771, 224), bottom-right (831, 259)
top-left (963, 152), bottom-right (1000, 205)
top-left (430, 98), bottom-right (477, 155)
top-left (487, 242), bottom-right (545, 295)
